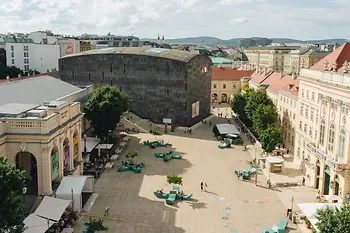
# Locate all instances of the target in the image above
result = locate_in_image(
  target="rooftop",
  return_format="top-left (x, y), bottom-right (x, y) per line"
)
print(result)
top-left (212, 67), bottom-right (254, 81)
top-left (250, 70), bottom-right (273, 84)
top-left (60, 47), bottom-right (201, 62)
top-left (263, 72), bottom-right (298, 94)
top-left (0, 37), bottom-right (34, 44)
top-left (245, 46), bottom-right (301, 51)
top-left (0, 75), bottom-right (82, 106)
top-left (311, 42), bottom-right (350, 72)
top-left (210, 57), bottom-right (233, 64)
top-left (0, 103), bottom-right (39, 115)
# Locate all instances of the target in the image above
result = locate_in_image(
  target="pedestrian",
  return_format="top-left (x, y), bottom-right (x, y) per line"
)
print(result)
top-left (302, 177), bottom-right (305, 186)
top-left (130, 115), bottom-right (132, 120)
top-left (104, 205), bottom-right (110, 216)
top-left (205, 182), bottom-right (208, 191)
top-left (189, 128), bottom-right (192, 134)
top-left (200, 182), bottom-right (204, 191)
top-left (209, 121), bottom-right (212, 127)
top-left (315, 190), bottom-right (321, 202)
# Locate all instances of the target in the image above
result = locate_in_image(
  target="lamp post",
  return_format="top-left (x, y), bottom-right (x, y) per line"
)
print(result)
top-left (83, 134), bottom-right (87, 158)
top-left (22, 186), bottom-right (27, 212)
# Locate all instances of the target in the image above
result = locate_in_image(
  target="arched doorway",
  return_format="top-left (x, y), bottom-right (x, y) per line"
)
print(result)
top-left (73, 131), bottom-right (80, 171)
top-left (212, 93), bottom-right (218, 103)
top-left (221, 93), bottom-right (228, 103)
top-left (315, 160), bottom-right (320, 189)
top-left (51, 146), bottom-right (60, 190)
top-left (334, 175), bottom-right (340, 196)
top-left (323, 165), bottom-right (331, 195)
top-left (63, 138), bottom-right (70, 176)
top-left (16, 151), bottom-right (38, 195)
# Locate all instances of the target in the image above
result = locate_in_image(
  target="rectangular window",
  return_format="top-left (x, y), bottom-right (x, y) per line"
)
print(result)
top-left (166, 89), bottom-right (169, 96)
top-left (309, 127), bottom-right (312, 137)
top-left (72, 71), bottom-right (75, 78)
top-left (233, 84), bottom-right (236, 89)
top-left (304, 124), bottom-right (307, 133)
top-left (305, 106), bottom-right (309, 119)
top-left (102, 71), bottom-right (104, 79)
top-left (311, 92), bottom-right (315, 101)
top-left (123, 64), bottom-right (126, 73)
top-left (110, 64), bottom-right (113, 73)
top-left (299, 121), bottom-right (302, 130)
top-left (202, 67), bottom-right (208, 73)
top-left (11, 45), bottom-right (14, 51)
top-left (223, 84), bottom-right (226, 89)
top-left (315, 130), bottom-right (317, 139)
top-left (293, 113), bottom-right (296, 120)
top-left (300, 104), bottom-right (304, 116)
top-left (213, 84), bottom-right (216, 88)
top-left (11, 59), bottom-right (14, 65)
top-left (310, 108), bottom-right (314, 120)
top-left (88, 71), bottom-right (91, 80)
top-left (342, 103), bottom-right (348, 114)
top-left (11, 52), bottom-right (14, 57)
top-left (167, 63), bottom-right (170, 75)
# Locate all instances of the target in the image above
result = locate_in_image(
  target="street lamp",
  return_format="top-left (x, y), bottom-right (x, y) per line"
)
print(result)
top-left (23, 186), bottom-right (28, 212)
top-left (83, 134), bottom-right (87, 158)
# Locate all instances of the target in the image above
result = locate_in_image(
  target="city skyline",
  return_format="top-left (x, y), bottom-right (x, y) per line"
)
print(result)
top-left (0, 0), bottom-right (349, 40)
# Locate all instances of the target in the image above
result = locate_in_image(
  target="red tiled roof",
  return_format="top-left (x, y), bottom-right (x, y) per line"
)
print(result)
top-left (263, 72), bottom-right (298, 94)
top-left (212, 67), bottom-right (254, 81)
top-left (0, 71), bottom-right (59, 83)
top-left (279, 77), bottom-right (300, 96)
top-left (311, 42), bottom-right (350, 72)
top-left (250, 70), bottom-right (273, 84)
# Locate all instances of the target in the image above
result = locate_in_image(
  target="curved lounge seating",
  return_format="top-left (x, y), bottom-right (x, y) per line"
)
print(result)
top-left (154, 190), bottom-right (169, 199)
top-left (131, 165), bottom-right (142, 173)
top-left (181, 193), bottom-right (193, 200)
top-left (163, 154), bottom-right (171, 162)
top-left (154, 152), bottom-right (164, 158)
top-left (218, 143), bottom-right (228, 149)
top-left (117, 166), bottom-right (130, 172)
top-left (171, 154), bottom-right (182, 159)
top-left (166, 193), bottom-right (177, 205)
top-left (250, 168), bottom-right (257, 175)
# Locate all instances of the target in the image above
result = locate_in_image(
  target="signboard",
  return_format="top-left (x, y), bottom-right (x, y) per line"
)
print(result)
top-left (51, 152), bottom-right (59, 181)
top-left (163, 118), bottom-right (172, 124)
top-left (66, 44), bottom-right (73, 55)
top-left (195, 101), bottom-right (200, 116)
top-left (73, 136), bottom-right (79, 158)
top-left (192, 103), bottom-right (196, 118)
top-left (64, 144), bottom-right (70, 170)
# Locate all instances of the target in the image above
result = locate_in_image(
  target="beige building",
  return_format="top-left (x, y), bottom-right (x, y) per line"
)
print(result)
top-left (294, 43), bottom-right (350, 203)
top-left (283, 48), bottom-right (329, 75)
top-left (0, 74), bottom-right (94, 195)
top-left (0, 101), bottom-right (83, 195)
top-left (211, 67), bottom-right (253, 103)
top-left (245, 46), bottom-right (300, 72)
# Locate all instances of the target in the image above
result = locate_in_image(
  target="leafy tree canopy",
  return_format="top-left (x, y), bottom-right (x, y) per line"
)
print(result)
top-left (230, 93), bottom-right (251, 126)
top-left (84, 218), bottom-right (109, 233)
top-left (252, 104), bottom-right (277, 134)
top-left (167, 175), bottom-right (183, 185)
top-left (0, 65), bottom-right (23, 79)
top-left (84, 86), bottom-right (128, 139)
top-left (258, 124), bottom-right (282, 152)
top-left (0, 157), bottom-right (26, 233)
top-left (245, 91), bottom-right (273, 121)
top-left (316, 204), bottom-right (350, 233)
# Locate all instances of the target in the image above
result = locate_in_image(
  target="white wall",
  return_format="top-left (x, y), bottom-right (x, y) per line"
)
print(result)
top-left (5, 43), bottom-right (60, 73)
top-left (28, 32), bottom-right (59, 44)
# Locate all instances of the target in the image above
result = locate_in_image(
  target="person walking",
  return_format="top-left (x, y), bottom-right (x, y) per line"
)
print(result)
top-left (315, 190), bottom-right (321, 202)
top-left (204, 182), bottom-right (208, 191)
top-left (200, 182), bottom-right (204, 191)
top-left (209, 121), bottom-right (212, 127)
top-left (104, 205), bottom-right (110, 216)
top-left (302, 177), bottom-right (305, 186)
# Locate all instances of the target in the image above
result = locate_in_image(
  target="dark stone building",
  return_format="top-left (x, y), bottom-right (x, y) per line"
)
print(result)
top-left (59, 47), bottom-right (212, 127)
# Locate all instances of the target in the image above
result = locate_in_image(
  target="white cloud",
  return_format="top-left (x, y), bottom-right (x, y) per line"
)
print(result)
top-left (229, 17), bottom-right (248, 24)
top-left (0, 0), bottom-right (349, 40)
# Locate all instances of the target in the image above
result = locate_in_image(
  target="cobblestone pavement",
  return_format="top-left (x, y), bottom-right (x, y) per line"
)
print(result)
top-left (75, 116), bottom-right (303, 233)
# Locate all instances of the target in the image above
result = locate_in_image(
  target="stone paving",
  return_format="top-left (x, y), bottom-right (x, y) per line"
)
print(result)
top-left (74, 115), bottom-right (308, 233)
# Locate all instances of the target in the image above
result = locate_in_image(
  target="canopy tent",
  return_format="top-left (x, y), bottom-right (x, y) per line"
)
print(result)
top-left (323, 195), bottom-right (342, 202)
top-left (82, 137), bottom-right (101, 153)
top-left (216, 124), bottom-right (240, 135)
top-left (96, 144), bottom-right (114, 150)
top-left (23, 214), bottom-right (56, 233)
top-left (56, 176), bottom-right (94, 213)
top-left (297, 203), bottom-right (342, 232)
top-left (34, 196), bottom-right (71, 221)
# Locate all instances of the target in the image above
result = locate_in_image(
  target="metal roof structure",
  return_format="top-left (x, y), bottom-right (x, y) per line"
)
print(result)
top-left (0, 103), bottom-right (38, 115)
top-left (0, 76), bottom-right (82, 106)
top-left (60, 47), bottom-right (201, 62)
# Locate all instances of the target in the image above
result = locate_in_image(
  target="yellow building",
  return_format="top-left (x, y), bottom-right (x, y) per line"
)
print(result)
top-left (211, 67), bottom-right (253, 103)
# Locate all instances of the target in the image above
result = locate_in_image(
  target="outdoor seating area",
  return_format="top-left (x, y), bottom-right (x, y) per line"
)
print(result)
top-left (117, 159), bottom-right (144, 173)
top-left (234, 168), bottom-right (258, 180)
top-left (154, 150), bottom-right (182, 162)
top-left (143, 140), bottom-right (172, 148)
top-left (261, 219), bottom-right (288, 233)
top-left (154, 186), bottom-right (193, 205)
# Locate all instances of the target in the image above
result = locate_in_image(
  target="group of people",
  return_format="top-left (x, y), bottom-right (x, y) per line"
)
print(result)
top-left (123, 159), bottom-right (142, 168)
top-left (200, 182), bottom-right (208, 191)
top-left (184, 128), bottom-right (192, 134)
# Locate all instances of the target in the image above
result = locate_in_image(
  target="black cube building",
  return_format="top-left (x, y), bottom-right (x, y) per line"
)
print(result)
top-left (59, 47), bottom-right (212, 126)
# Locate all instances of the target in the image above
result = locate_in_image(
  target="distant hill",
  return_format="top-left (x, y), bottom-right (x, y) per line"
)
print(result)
top-left (142, 37), bottom-right (348, 46)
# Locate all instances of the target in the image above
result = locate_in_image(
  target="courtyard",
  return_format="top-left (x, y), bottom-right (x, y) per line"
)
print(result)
top-left (74, 116), bottom-right (304, 233)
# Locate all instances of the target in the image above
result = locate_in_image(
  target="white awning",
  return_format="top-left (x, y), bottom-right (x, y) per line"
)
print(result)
top-left (56, 176), bottom-right (88, 195)
top-left (298, 203), bottom-right (342, 232)
top-left (266, 156), bottom-right (284, 163)
top-left (23, 214), bottom-right (55, 233)
top-left (323, 195), bottom-right (342, 202)
top-left (82, 137), bottom-right (101, 153)
top-left (216, 124), bottom-right (240, 135)
top-left (96, 144), bottom-right (114, 149)
top-left (34, 196), bottom-right (71, 221)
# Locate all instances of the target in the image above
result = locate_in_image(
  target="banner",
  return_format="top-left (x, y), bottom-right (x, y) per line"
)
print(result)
top-left (192, 103), bottom-right (196, 118)
top-left (51, 152), bottom-right (59, 181)
top-left (195, 101), bottom-right (200, 116)
top-left (64, 144), bottom-right (70, 170)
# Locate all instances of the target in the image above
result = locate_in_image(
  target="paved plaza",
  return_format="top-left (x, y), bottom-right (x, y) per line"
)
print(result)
top-left (74, 115), bottom-right (314, 233)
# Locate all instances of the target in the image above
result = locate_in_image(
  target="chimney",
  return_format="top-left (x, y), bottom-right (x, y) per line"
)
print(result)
top-left (288, 84), bottom-right (294, 89)
top-left (296, 86), bottom-right (299, 91)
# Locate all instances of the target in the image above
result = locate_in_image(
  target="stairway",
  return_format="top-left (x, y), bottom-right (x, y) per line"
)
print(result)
top-left (124, 112), bottom-right (154, 133)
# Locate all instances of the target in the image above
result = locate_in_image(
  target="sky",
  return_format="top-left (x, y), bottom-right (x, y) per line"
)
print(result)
top-left (0, 0), bottom-right (349, 40)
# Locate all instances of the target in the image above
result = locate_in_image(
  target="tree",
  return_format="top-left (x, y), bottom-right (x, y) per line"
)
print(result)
top-left (230, 93), bottom-right (251, 126)
top-left (126, 152), bottom-right (138, 158)
top-left (0, 157), bottom-right (26, 233)
top-left (84, 218), bottom-right (109, 233)
top-left (84, 86), bottom-right (128, 139)
top-left (258, 125), bottom-right (282, 153)
top-left (244, 91), bottom-right (273, 121)
top-left (167, 175), bottom-right (183, 187)
top-left (0, 64), bottom-right (23, 79)
top-left (316, 204), bottom-right (350, 233)
top-left (252, 104), bottom-right (277, 134)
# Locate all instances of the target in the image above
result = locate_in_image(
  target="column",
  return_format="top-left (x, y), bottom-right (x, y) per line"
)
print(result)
top-left (58, 136), bottom-right (64, 180)
top-left (40, 146), bottom-right (52, 195)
